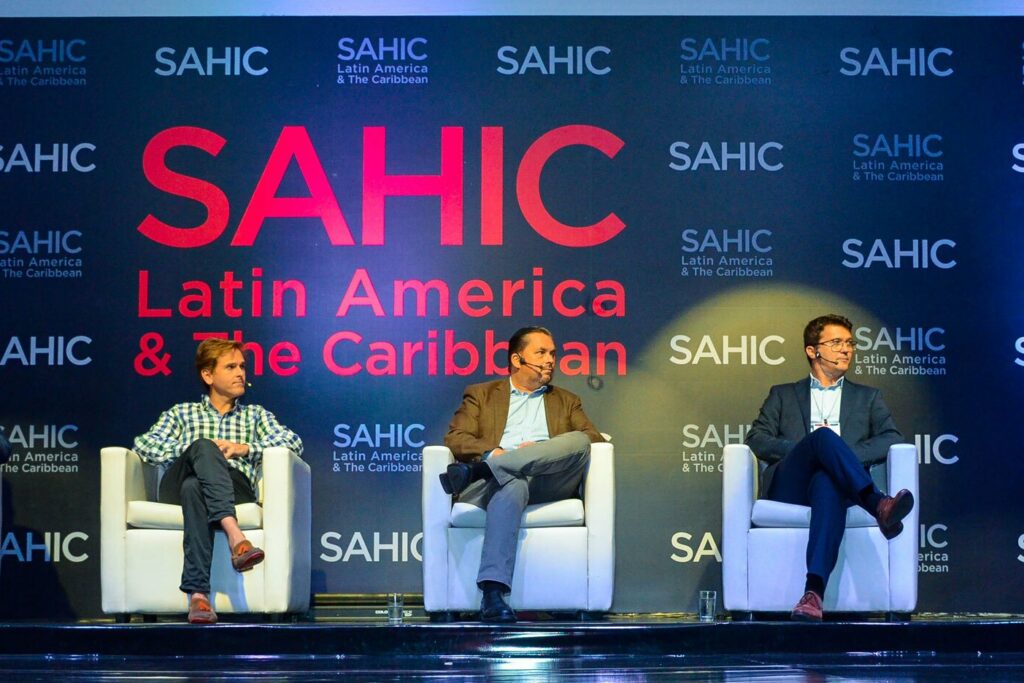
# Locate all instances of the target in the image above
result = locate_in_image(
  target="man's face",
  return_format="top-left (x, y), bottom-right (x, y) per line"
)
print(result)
top-left (811, 324), bottom-right (855, 375)
top-left (512, 332), bottom-right (556, 389)
top-left (202, 349), bottom-right (247, 401)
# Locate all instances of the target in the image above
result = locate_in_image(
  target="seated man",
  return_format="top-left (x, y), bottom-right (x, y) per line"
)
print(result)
top-left (441, 326), bottom-right (604, 623)
top-left (745, 314), bottom-right (913, 622)
top-left (133, 338), bottom-right (303, 624)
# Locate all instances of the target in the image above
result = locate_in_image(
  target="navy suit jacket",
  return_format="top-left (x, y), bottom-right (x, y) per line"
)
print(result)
top-left (745, 376), bottom-right (903, 497)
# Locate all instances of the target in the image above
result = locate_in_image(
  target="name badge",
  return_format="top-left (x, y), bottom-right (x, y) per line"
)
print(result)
top-left (812, 421), bottom-right (841, 436)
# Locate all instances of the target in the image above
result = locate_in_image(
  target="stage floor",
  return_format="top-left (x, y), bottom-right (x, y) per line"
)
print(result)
top-left (1, 614), bottom-right (1023, 681)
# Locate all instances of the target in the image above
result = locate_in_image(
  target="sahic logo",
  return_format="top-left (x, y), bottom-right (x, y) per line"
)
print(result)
top-left (668, 141), bottom-right (783, 172)
top-left (137, 125), bottom-right (626, 249)
top-left (154, 46), bottom-right (268, 77)
top-left (496, 45), bottom-right (611, 75)
top-left (680, 38), bottom-right (769, 62)
top-left (839, 47), bottom-right (953, 77)
top-left (841, 238), bottom-right (956, 269)
top-left (668, 334), bottom-right (785, 366)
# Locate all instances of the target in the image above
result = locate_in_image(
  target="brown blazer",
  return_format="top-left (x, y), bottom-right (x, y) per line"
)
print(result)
top-left (444, 378), bottom-right (604, 462)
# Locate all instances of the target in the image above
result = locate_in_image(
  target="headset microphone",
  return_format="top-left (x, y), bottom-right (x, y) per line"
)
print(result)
top-left (815, 353), bottom-right (841, 366)
top-left (516, 355), bottom-right (548, 373)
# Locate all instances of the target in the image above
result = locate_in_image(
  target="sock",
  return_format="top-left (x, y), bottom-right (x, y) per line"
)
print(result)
top-left (804, 573), bottom-right (825, 598)
top-left (479, 580), bottom-right (507, 596)
top-left (859, 485), bottom-right (884, 513)
top-left (471, 461), bottom-right (494, 482)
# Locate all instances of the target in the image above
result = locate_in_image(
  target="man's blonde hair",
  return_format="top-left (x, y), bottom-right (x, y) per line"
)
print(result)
top-left (195, 338), bottom-right (245, 392)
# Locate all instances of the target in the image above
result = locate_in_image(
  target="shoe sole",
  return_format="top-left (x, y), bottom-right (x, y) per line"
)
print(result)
top-left (233, 549), bottom-right (265, 573)
top-left (188, 614), bottom-right (218, 624)
top-left (881, 520), bottom-right (905, 540)
top-left (439, 473), bottom-right (454, 495)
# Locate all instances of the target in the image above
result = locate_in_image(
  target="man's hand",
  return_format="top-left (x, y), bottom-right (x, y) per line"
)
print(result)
top-left (213, 439), bottom-right (250, 459)
top-left (489, 447), bottom-right (507, 458)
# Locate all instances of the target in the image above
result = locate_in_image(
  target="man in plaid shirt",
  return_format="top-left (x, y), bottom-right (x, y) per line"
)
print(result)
top-left (133, 338), bottom-right (303, 624)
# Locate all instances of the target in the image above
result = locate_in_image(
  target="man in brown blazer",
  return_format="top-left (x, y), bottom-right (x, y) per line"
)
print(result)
top-left (441, 326), bottom-right (604, 622)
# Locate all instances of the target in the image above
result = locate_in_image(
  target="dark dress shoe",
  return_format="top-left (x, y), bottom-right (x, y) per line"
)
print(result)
top-left (480, 591), bottom-right (517, 623)
top-left (439, 462), bottom-right (473, 496)
top-left (876, 489), bottom-right (914, 538)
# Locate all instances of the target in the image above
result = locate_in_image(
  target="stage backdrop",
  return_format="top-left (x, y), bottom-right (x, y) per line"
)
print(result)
top-left (1, 15), bottom-right (1022, 619)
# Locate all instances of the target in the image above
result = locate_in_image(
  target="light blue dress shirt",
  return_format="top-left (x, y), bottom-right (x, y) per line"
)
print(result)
top-left (809, 374), bottom-right (844, 431)
top-left (491, 379), bottom-right (550, 455)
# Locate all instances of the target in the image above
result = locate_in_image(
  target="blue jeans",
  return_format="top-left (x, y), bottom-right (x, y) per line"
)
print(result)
top-left (158, 439), bottom-right (255, 594)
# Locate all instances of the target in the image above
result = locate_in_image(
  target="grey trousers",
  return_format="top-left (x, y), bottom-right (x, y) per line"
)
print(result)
top-left (458, 431), bottom-right (592, 590)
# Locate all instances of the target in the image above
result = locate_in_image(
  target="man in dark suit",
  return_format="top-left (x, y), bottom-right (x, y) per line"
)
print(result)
top-left (746, 314), bottom-right (913, 622)
top-left (441, 326), bottom-right (604, 623)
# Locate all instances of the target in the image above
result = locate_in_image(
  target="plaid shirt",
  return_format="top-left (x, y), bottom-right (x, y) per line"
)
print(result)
top-left (133, 395), bottom-right (303, 493)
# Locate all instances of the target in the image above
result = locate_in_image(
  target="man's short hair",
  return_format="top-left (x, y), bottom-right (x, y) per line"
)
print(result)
top-left (803, 314), bottom-right (853, 365)
top-left (507, 326), bottom-right (553, 371)
top-left (195, 338), bottom-right (245, 391)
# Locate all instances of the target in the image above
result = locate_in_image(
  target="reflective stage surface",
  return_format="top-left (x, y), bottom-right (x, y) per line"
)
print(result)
top-left (1, 616), bottom-right (1022, 681)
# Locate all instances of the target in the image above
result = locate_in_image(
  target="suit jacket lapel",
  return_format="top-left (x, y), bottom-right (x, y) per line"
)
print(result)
top-left (794, 378), bottom-right (811, 436)
top-left (543, 388), bottom-right (560, 438)
top-left (490, 380), bottom-right (511, 444)
top-left (839, 378), bottom-right (858, 431)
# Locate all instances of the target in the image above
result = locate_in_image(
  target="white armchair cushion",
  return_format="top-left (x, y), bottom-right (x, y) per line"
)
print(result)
top-left (126, 501), bottom-right (263, 530)
top-left (450, 499), bottom-right (584, 528)
top-left (722, 443), bottom-right (918, 614)
top-left (751, 499), bottom-right (877, 528)
top-left (101, 446), bottom-right (310, 615)
top-left (422, 442), bottom-right (614, 613)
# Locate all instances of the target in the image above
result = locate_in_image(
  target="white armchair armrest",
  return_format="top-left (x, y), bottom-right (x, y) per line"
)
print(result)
top-left (886, 443), bottom-right (919, 612)
top-left (260, 447), bottom-right (311, 612)
top-left (722, 444), bottom-right (756, 611)
top-left (421, 445), bottom-right (454, 612)
top-left (100, 447), bottom-right (148, 614)
top-left (584, 442), bottom-right (615, 610)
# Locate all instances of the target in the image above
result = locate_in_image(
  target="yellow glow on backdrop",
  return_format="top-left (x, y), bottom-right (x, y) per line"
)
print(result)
top-left (604, 283), bottom-right (930, 458)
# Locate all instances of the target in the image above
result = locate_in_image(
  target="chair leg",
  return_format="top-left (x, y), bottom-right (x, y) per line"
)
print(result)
top-left (575, 611), bottom-right (605, 622)
top-left (730, 611), bottom-right (755, 622)
top-left (142, 614), bottom-right (157, 623)
top-left (112, 614), bottom-right (130, 624)
top-left (428, 611), bottom-right (457, 623)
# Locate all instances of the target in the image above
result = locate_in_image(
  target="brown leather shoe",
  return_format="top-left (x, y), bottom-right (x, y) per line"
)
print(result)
top-left (791, 590), bottom-right (823, 622)
top-left (876, 489), bottom-right (914, 539)
top-left (231, 539), bottom-right (265, 573)
top-left (188, 594), bottom-right (217, 625)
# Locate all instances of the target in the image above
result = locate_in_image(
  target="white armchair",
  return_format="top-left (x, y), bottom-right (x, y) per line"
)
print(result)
top-left (100, 446), bottom-right (311, 618)
top-left (421, 442), bottom-right (615, 618)
top-left (722, 443), bottom-right (918, 619)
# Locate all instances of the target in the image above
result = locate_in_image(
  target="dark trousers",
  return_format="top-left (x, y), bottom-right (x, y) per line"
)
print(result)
top-left (158, 439), bottom-right (255, 594)
top-left (766, 428), bottom-right (879, 584)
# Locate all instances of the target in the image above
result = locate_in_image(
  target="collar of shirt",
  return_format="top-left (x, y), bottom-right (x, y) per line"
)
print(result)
top-left (508, 378), bottom-right (550, 397)
top-left (201, 394), bottom-right (244, 416)
top-left (809, 374), bottom-right (844, 392)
